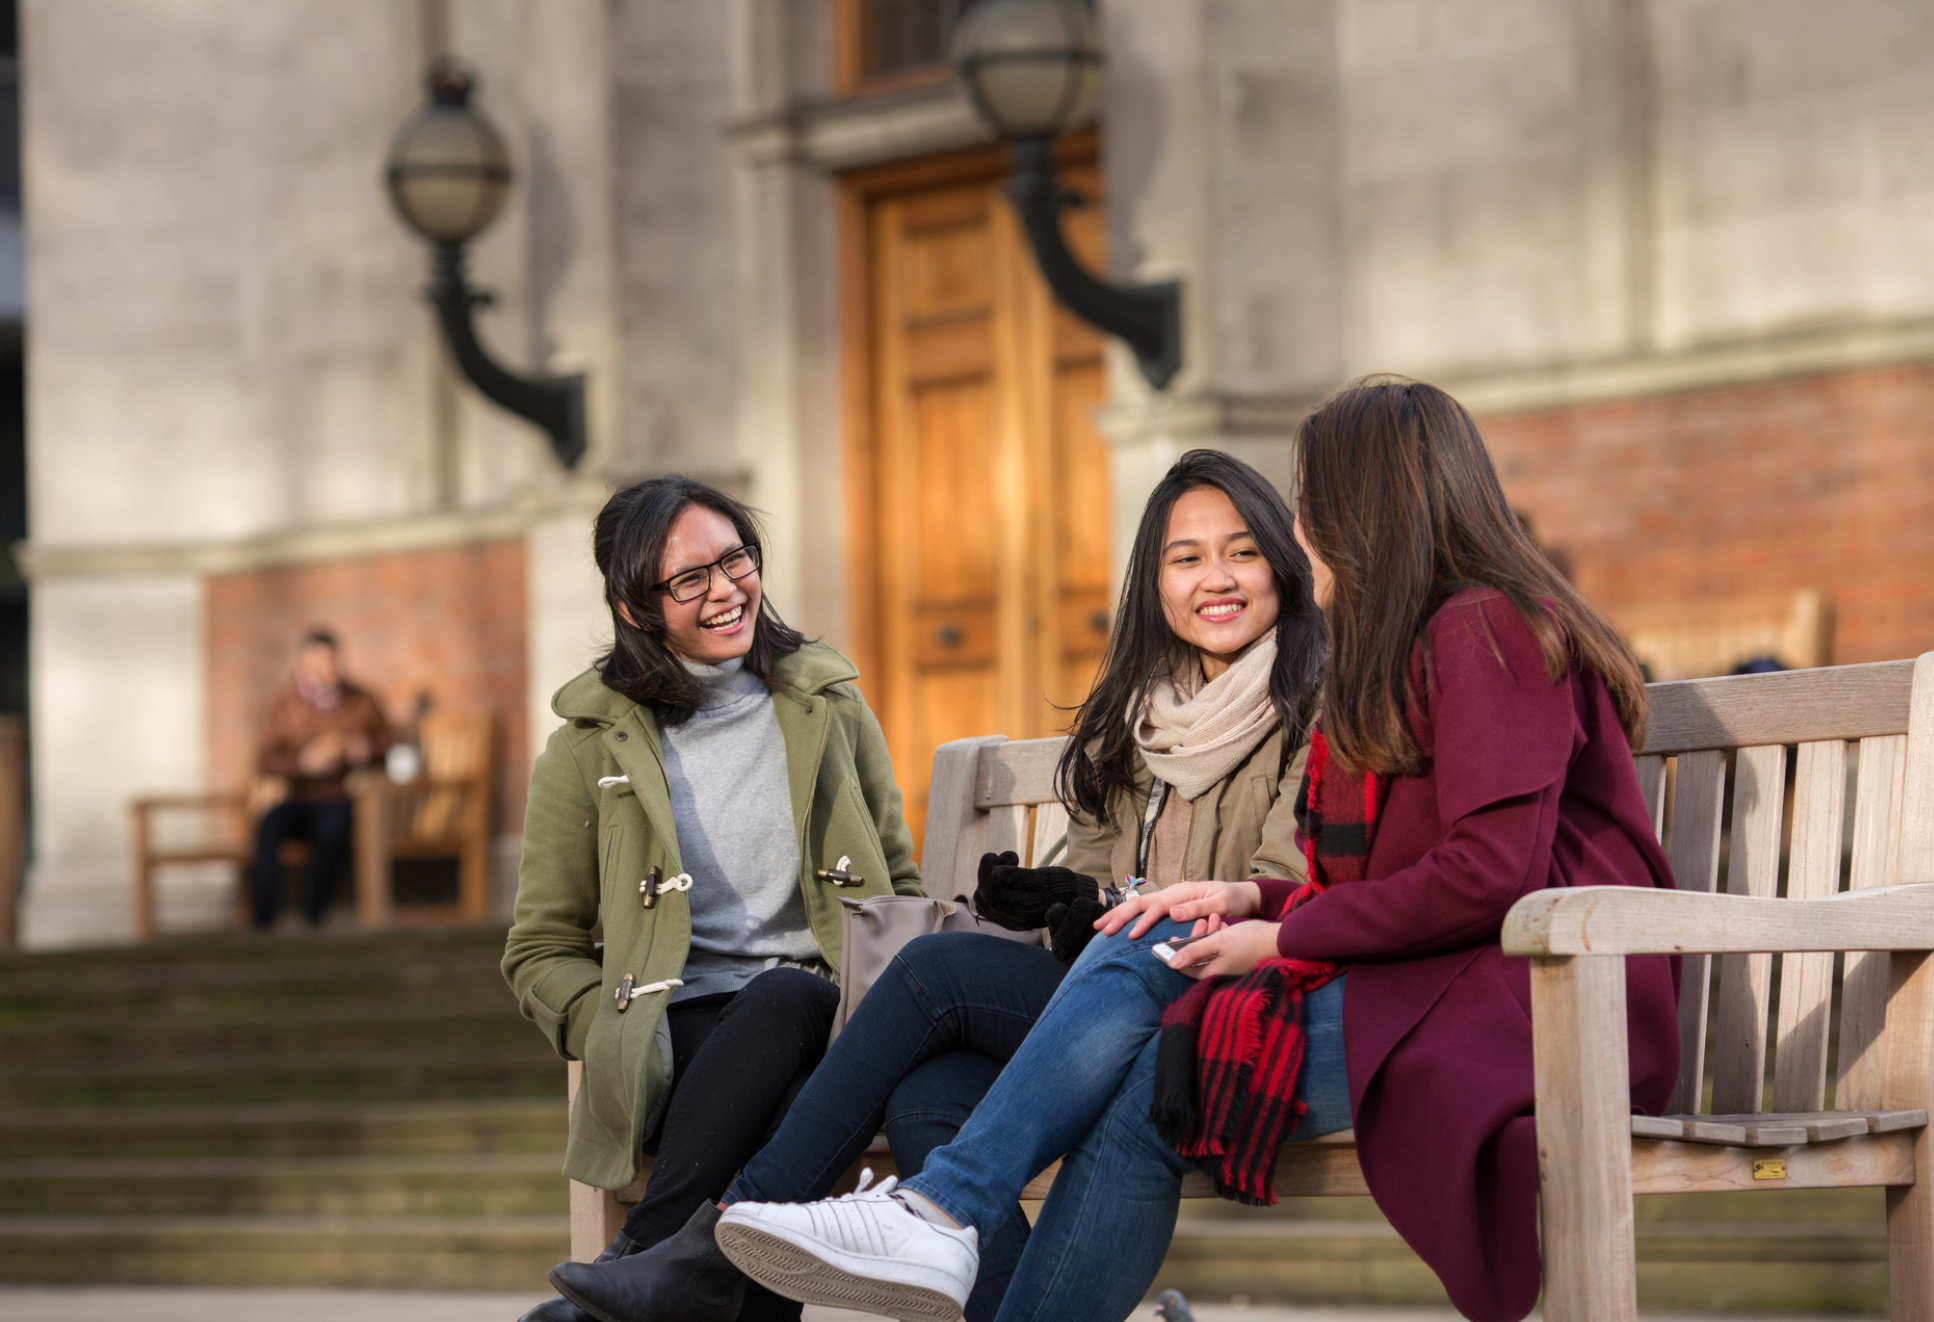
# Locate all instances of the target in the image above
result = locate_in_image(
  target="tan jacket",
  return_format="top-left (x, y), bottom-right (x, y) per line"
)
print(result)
top-left (1061, 725), bottom-right (1309, 887)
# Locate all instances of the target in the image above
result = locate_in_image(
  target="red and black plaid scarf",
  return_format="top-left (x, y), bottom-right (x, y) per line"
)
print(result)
top-left (1149, 724), bottom-right (1384, 1205)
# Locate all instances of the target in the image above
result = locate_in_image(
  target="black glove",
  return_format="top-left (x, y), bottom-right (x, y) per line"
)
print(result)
top-left (1045, 897), bottom-right (1109, 964)
top-left (972, 852), bottom-right (1098, 931)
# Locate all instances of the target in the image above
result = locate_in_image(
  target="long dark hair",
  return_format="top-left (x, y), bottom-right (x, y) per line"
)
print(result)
top-left (1054, 449), bottom-right (1327, 827)
top-left (1296, 376), bottom-right (1647, 773)
top-left (593, 475), bottom-right (806, 725)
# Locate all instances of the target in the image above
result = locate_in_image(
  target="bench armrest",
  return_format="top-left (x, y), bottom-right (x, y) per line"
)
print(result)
top-left (1503, 882), bottom-right (1934, 958)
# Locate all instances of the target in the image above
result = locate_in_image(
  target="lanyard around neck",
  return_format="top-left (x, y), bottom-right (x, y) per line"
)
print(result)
top-left (1136, 778), bottom-right (1171, 879)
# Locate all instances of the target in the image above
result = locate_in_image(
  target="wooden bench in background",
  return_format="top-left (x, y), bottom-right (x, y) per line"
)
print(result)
top-left (350, 711), bottom-right (496, 929)
top-left (1622, 586), bottom-right (1831, 681)
top-left (129, 711), bottom-right (495, 940)
top-left (569, 654), bottom-right (1934, 1321)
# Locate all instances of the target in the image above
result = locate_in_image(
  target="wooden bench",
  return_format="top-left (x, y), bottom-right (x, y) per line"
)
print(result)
top-left (129, 711), bottom-right (496, 939)
top-left (568, 654), bottom-right (1934, 1321)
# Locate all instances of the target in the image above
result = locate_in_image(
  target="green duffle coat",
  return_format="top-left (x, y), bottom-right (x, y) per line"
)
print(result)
top-left (501, 641), bottom-right (923, 1190)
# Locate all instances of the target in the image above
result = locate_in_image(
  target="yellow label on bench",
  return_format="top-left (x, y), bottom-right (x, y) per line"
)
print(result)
top-left (1752, 1158), bottom-right (1787, 1180)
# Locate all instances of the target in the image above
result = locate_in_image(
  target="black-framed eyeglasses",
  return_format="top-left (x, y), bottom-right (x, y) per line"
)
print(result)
top-left (651, 545), bottom-right (761, 603)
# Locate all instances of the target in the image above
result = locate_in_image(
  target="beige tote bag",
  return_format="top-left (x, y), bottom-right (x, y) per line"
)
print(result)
top-left (830, 894), bottom-right (1040, 1042)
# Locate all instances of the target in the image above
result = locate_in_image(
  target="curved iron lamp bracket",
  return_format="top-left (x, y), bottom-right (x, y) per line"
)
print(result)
top-left (427, 243), bottom-right (587, 469)
top-left (1004, 137), bottom-right (1181, 391)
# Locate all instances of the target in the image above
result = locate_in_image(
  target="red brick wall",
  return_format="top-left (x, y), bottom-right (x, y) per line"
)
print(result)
top-left (1480, 362), bottom-right (1934, 666)
top-left (205, 540), bottom-right (529, 834)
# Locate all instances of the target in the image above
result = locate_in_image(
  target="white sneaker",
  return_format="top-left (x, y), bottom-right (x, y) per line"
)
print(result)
top-left (714, 1170), bottom-right (979, 1322)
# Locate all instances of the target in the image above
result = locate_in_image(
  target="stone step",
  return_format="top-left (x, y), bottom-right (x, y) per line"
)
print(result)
top-left (1158, 1215), bottom-right (1888, 1314)
top-left (0, 955), bottom-right (514, 1019)
top-left (0, 1155), bottom-right (570, 1218)
top-left (0, 1100), bottom-right (566, 1161)
top-left (1, 1046), bottom-right (565, 1107)
top-left (0, 1210), bottom-right (1891, 1306)
top-left (0, 925), bottom-right (511, 980)
top-left (0, 1216), bottom-right (566, 1291)
top-left (0, 1003), bottom-right (540, 1062)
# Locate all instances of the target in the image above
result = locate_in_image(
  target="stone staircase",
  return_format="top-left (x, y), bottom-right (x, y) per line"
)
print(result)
top-left (0, 927), bottom-right (1891, 1310)
top-left (1160, 1188), bottom-right (1887, 1315)
top-left (0, 926), bottom-right (570, 1290)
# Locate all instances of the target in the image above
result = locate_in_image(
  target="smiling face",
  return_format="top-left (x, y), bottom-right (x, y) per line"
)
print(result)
top-left (652, 503), bottom-right (762, 665)
top-left (1157, 486), bottom-right (1281, 679)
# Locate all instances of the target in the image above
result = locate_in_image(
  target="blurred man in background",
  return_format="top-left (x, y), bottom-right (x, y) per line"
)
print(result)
top-left (251, 628), bottom-right (390, 929)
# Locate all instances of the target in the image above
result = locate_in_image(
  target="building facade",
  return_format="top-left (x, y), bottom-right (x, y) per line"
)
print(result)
top-left (15, 0), bottom-right (1934, 945)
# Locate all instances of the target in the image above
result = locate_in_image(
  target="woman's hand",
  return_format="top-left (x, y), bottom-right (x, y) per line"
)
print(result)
top-left (1096, 879), bottom-right (1264, 939)
top-left (1159, 919), bottom-right (1283, 981)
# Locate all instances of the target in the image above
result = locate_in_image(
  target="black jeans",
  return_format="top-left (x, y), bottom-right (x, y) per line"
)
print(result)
top-left (628, 966), bottom-right (840, 1322)
top-left (249, 798), bottom-right (353, 928)
top-left (725, 932), bottom-right (1068, 1322)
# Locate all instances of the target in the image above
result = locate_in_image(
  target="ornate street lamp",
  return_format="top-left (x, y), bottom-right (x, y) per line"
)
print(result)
top-left (384, 57), bottom-right (586, 469)
top-left (952, 0), bottom-right (1181, 390)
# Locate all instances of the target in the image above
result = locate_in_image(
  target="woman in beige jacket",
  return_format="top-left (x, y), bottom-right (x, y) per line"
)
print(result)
top-left (549, 449), bottom-right (1325, 1322)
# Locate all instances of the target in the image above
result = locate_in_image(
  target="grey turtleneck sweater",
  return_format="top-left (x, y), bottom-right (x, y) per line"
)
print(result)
top-left (660, 657), bottom-right (818, 1001)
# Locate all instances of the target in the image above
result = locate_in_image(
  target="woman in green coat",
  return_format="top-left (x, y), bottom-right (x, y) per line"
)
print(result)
top-left (503, 475), bottom-right (922, 1322)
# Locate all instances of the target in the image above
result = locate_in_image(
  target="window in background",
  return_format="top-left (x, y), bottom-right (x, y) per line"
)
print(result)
top-left (834, 0), bottom-right (1095, 98)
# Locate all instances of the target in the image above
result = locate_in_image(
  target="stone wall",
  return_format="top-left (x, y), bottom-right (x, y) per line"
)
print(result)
top-left (1482, 361), bottom-right (1934, 667)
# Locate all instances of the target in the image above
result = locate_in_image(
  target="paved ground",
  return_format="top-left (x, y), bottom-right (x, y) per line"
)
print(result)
top-left (0, 1289), bottom-right (1876, 1322)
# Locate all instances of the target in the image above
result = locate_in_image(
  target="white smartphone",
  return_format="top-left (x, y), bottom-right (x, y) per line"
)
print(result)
top-left (1152, 932), bottom-right (1208, 964)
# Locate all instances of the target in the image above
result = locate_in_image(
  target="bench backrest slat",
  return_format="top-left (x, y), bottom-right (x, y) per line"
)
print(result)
top-left (1664, 750), bottom-right (1727, 1115)
top-left (1643, 660), bottom-right (1912, 753)
top-left (1836, 733), bottom-right (1909, 1110)
top-left (1771, 740), bottom-right (1851, 1112)
top-left (1028, 800), bottom-right (1071, 870)
top-left (1634, 755), bottom-right (1667, 836)
top-left (975, 737), bottom-right (1063, 810)
top-left (1707, 744), bottom-right (1786, 1114)
top-left (1663, 753), bottom-right (1725, 1113)
top-left (1876, 655), bottom-right (1934, 1113)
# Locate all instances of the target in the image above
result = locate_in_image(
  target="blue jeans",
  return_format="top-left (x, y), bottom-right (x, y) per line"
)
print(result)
top-left (724, 931), bottom-right (1066, 1322)
top-left (900, 918), bottom-right (1350, 1322)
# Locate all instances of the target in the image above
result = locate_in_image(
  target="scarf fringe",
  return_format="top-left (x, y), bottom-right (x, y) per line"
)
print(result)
top-left (1150, 1021), bottom-right (1203, 1147)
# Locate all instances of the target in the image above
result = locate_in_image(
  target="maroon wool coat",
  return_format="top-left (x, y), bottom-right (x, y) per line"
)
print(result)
top-left (1253, 589), bottom-right (1680, 1322)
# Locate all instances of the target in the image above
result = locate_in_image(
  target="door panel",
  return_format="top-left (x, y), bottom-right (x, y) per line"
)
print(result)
top-left (854, 151), bottom-right (1112, 849)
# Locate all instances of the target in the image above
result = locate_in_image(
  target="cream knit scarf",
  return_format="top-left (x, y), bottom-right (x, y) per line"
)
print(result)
top-left (1130, 634), bottom-right (1280, 800)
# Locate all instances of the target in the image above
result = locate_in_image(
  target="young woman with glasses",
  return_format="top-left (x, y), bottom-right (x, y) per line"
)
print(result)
top-left (545, 449), bottom-right (1327, 1322)
top-left (503, 475), bottom-right (925, 1322)
top-left (714, 378), bottom-right (1681, 1322)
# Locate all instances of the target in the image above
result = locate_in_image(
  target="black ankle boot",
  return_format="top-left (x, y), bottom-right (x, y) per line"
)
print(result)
top-left (522, 1229), bottom-right (640, 1322)
top-left (549, 1202), bottom-right (746, 1322)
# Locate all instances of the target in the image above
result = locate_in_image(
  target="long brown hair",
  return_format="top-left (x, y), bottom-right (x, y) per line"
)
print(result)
top-left (1295, 376), bottom-right (1646, 773)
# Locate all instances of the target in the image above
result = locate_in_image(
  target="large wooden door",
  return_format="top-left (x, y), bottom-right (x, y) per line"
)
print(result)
top-left (846, 147), bottom-right (1113, 848)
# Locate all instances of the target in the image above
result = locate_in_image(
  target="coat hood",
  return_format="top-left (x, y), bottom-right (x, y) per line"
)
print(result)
top-left (550, 640), bottom-right (861, 725)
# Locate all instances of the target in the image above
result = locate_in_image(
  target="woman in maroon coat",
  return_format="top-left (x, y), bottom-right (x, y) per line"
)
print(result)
top-left (716, 377), bottom-right (1680, 1322)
